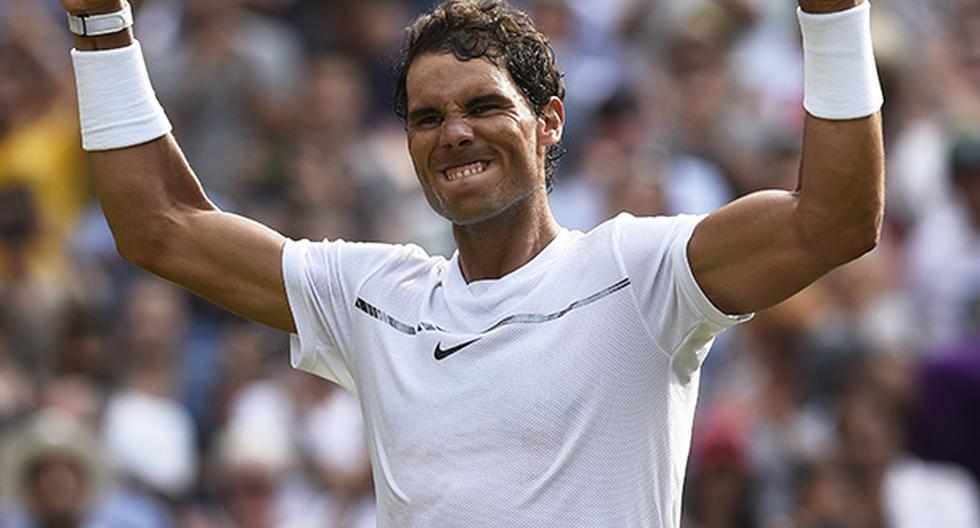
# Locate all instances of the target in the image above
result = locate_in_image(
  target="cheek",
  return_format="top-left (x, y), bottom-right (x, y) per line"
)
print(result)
top-left (517, 123), bottom-right (547, 174)
top-left (407, 128), bottom-right (439, 160)
top-left (406, 134), bottom-right (425, 167)
top-left (493, 119), bottom-right (538, 162)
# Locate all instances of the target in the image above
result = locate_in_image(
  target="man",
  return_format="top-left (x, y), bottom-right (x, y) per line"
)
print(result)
top-left (61, 0), bottom-right (883, 525)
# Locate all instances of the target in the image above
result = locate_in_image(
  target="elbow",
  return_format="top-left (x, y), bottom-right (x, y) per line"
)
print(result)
top-left (799, 188), bottom-right (884, 267)
top-left (116, 234), bottom-right (162, 273)
top-left (116, 238), bottom-right (157, 271)
top-left (113, 215), bottom-right (178, 273)
top-left (844, 222), bottom-right (880, 261)
top-left (849, 206), bottom-right (884, 259)
top-left (817, 214), bottom-right (882, 267)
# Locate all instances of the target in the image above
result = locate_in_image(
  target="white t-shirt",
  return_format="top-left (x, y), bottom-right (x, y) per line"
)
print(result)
top-left (283, 213), bottom-right (750, 528)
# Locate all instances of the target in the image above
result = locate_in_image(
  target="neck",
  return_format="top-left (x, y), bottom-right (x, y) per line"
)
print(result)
top-left (453, 193), bottom-right (560, 282)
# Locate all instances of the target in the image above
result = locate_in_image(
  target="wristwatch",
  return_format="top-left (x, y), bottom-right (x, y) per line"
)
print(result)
top-left (67, 2), bottom-right (133, 37)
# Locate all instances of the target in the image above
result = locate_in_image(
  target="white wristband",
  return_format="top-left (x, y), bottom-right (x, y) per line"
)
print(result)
top-left (71, 40), bottom-right (172, 151)
top-left (67, 2), bottom-right (133, 37)
top-left (798, 2), bottom-right (883, 120)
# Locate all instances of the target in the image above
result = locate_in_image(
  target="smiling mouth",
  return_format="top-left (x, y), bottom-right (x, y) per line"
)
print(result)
top-left (443, 161), bottom-right (489, 181)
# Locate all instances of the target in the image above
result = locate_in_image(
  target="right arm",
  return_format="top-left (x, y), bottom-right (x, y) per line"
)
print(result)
top-left (68, 1), bottom-right (296, 332)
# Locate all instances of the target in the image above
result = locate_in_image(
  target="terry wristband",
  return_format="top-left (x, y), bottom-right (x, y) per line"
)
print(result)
top-left (71, 40), bottom-right (172, 151)
top-left (798, 2), bottom-right (883, 120)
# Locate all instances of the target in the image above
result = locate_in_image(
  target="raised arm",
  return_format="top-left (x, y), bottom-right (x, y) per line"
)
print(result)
top-left (688, 0), bottom-right (884, 315)
top-left (64, 0), bottom-right (295, 332)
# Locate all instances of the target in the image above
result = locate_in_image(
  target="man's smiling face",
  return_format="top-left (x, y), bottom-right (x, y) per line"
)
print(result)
top-left (405, 52), bottom-right (562, 226)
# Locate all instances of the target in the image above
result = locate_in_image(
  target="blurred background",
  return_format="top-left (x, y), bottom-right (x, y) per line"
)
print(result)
top-left (1, 0), bottom-right (979, 526)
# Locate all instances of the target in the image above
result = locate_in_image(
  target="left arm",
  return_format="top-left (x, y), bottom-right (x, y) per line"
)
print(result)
top-left (687, 0), bottom-right (884, 315)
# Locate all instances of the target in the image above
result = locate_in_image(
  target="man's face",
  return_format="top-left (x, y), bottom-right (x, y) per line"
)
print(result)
top-left (404, 52), bottom-right (562, 225)
top-left (26, 454), bottom-right (88, 523)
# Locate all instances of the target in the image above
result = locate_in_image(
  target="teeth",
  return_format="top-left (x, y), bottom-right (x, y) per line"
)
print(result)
top-left (445, 162), bottom-right (487, 181)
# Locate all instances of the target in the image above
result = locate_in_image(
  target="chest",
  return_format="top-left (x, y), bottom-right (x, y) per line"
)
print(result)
top-left (350, 282), bottom-right (668, 459)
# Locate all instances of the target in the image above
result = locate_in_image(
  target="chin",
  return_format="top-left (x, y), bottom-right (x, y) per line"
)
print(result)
top-left (421, 174), bottom-right (542, 227)
top-left (446, 194), bottom-right (535, 228)
top-left (442, 205), bottom-right (503, 226)
top-left (421, 186), bottom-right (502, 225)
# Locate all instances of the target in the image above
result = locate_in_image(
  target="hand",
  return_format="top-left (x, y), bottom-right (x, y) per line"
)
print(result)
top-left (59, 0), bottom-right (124, 16)
top-left (799, 0), bottom-right (864, 14)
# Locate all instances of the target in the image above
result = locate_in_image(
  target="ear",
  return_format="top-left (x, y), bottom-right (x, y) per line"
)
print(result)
top-left (537, 96), bottom-right (565, 149)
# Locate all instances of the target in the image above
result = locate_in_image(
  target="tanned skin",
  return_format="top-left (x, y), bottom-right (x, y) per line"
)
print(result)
top-left (60, 0), bottom-right (882, 330)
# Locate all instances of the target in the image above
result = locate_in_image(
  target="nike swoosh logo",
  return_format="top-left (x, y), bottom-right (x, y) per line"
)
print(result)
top-left (434, 337), bottom-right (482, 360)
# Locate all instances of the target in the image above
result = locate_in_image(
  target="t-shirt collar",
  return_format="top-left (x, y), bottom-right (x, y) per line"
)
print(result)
top-left (444, 228), bottom-right (574, 297)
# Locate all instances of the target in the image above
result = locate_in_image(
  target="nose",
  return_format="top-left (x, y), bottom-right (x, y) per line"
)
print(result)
top-left (439, 115), bottom-right (473, 149)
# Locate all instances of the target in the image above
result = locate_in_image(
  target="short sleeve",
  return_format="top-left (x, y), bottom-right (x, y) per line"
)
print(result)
top-left (281, 238), bottom-right (413, 393)
top-left (613, 213), bottom-right (752, 381)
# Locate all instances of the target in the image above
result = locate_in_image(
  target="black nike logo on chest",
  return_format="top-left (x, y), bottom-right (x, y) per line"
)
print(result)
top-left (355, 278), bottom-right (632, 362)
top-left (433, 337), bottom-right (482, 360)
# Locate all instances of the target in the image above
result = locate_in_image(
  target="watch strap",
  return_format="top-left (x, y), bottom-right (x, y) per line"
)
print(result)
top-left (67, 2), bottom-right (133, 37)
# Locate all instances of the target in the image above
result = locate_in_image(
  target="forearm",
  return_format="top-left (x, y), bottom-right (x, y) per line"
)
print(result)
top-left (795, 113), bottom-right (884, 265)
top-left (95, 144), bottom-right (292, 330)
top-left (62, 1), bottom-right (293, 332)
top-left (686, 0), bottom-right (885, 315)
top-left (794, 0), bottom-right (884, 264)
top-left (81, 65), bottom-right (291, 330)
top-left (92, 136), bottom-right (217, 265)
top-left (68, 3), bottom-right (216, 263)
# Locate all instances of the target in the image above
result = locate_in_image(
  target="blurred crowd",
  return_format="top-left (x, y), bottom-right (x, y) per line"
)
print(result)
top-left (1, 0), bottom-right (979, 526)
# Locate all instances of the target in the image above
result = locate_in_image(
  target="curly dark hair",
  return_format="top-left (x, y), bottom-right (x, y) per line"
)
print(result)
top-left (393, 0), bottom-right (567, 191)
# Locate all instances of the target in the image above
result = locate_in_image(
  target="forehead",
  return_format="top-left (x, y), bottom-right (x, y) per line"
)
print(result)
top-left (405, 52), bottom-right (526, 110)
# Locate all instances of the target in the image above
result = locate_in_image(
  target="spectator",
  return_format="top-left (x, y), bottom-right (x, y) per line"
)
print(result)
top-left (0, 409), bottom-right (169, 527)
top-left (906, 132), bottom-right (980, 349)
top-left (835, 386), bottom-right (980, 528)
top-left (1, 1), bottom-right (978, 525)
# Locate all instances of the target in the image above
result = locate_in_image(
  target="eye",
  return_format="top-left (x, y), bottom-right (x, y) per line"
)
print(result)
top-left (412, 114), bottom-right (443, 130)
top-left (470, 104), bottom-right (497, 116)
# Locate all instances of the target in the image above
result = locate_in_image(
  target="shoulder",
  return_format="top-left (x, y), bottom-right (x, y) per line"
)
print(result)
top-left (582, 212), bottom-right (705, 255)
top-left (283, 238), bottom-right (446, 291)
top-left (287, 238), bottom-right (438, 268)
top-left (589, 212), bottom-right (702, 236)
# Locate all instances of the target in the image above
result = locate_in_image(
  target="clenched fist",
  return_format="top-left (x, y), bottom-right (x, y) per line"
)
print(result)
top-left (60, 0), bottom-right (124, 16)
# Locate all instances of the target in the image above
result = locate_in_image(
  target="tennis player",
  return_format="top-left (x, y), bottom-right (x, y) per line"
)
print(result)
top-left (62, 0), bottom-right (883, 525)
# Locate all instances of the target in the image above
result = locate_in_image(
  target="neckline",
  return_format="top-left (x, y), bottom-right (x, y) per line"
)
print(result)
top-left (444, 228), bottom-right (574, 297)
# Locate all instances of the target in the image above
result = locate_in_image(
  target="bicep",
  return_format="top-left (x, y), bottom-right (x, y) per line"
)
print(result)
top-left (687, 189), bottom-right (832, 315)
top-left (147, 208), bottom-right (296, 332)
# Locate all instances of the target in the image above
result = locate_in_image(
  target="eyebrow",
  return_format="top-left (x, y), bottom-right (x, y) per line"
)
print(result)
top-left (464, 92), bottom-right (512, 109)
